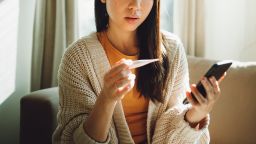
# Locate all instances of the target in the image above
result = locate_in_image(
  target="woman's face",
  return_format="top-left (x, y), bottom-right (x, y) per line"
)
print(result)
top-left (101, 0), bottom-right (154, 32)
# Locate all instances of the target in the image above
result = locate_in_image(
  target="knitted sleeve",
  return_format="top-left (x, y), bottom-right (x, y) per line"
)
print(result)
top-left (52, 42), bottom-right (111, 144)
top-left (152, 34), bottom-right (210, 144)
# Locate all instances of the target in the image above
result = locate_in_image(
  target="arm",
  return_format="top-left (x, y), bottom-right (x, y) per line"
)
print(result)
top-left (152, 38), bottom-right (210, 144)
top-left (53, 47), bottom-right (103, 143)
top-left (53, 46), bottom-right (109, 144)
top-left (185, 72), bottom-right (224, 126)
top-left (84, 59), bottom-right (135, 142)
top-left (83, 95), bottom-right (117, 142)
top-left (53, 45), bottom-right (135, 144)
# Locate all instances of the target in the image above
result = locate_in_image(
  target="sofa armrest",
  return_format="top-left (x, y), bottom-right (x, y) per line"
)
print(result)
top-left (20, 87), bottom-right (59, 144)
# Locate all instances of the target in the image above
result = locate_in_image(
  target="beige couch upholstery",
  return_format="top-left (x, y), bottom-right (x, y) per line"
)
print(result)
top-left (20, 56), bottom-right (256, 144)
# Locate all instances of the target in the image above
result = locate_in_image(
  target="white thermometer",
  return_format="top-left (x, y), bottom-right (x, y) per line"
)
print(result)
top-left (129, 59), bottom-right (159, 69)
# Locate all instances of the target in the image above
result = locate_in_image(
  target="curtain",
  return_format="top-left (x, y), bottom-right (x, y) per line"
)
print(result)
top-left (173, 0), bottom-right (205, 57)
top-left (31, 0), bottom-right (78, 91)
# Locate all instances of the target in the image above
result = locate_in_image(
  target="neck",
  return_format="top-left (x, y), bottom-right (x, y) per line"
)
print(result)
top-left (106, 26), bottom-right (138, 56)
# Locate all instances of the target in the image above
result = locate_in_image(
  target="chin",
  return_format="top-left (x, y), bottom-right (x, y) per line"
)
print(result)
top-left (123, 24), bottom-right (140, 32)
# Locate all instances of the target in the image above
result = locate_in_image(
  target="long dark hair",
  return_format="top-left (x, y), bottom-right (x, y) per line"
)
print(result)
top-left (95, 0), bottom-right (170, 103)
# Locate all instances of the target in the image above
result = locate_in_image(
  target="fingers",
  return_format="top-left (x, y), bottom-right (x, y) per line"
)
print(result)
top-left (191, 84), bottom-right (207, 104)
top-left (102, 59), bottom-right (136, 100)
top-left (104, 59), bottom-right (133, 86)
top-left (188, 75), bottom-right (224, 116)
top-left (116, 78), bottom-right (135, 96)
top-left (218, 72), bottom-right (227, 83)
top-left (106, 63), bottom-right (130, 80)
top-left (201, 77), bottom-right (215, 100)
top-left (110, 73), bottom-right (136, 90)
top-left (209, 77), bottom-right (221, 100)
top-left (189, 76), bottom-right (221, 107)
top-left (200, 77), bottom-right (220, 101)
top-left (109, 69), bottom-right (131, 85)
top-left (186, 91), bottom-right (197, 105)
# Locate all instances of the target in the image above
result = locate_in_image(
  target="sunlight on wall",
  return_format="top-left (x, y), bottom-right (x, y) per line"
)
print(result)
top-left (204, 0), bottom-right (256, 62)
top-left (78, 0), bottom-right (95, 37)
top-left (0, 0), bottom-right (19, 105)
top-left (160, 0), bottom-right (174, 32)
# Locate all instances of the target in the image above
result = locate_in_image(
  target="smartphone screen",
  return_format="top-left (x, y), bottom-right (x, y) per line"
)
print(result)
top-left (183, 61), bottom-right (232, 104)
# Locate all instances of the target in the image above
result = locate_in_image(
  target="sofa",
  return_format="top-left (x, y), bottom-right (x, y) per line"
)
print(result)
top-left (20, 56), bottom-right (256, 144)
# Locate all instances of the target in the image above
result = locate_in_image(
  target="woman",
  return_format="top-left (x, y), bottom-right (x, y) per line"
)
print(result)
top-left (53, 0), bottom-right (224, 143)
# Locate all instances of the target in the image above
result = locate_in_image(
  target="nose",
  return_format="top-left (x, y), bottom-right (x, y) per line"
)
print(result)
top-left (128, 0), bottom-right (141, 11)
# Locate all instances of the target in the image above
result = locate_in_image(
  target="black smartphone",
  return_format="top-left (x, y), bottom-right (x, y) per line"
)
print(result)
top-left (183, 61), bottom-right (232, 104)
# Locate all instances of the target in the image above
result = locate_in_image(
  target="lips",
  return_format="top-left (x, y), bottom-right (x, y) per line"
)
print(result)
top-left (125, 17), bottom-right (140, 24)
top-left (126, 16), bottom-right (140, 18)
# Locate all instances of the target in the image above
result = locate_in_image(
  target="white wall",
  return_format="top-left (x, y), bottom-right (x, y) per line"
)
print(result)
top-left (0, 0), bottom-right (18, 105)
top-left (204, 0), bottom-right (256, 61)
top-left (160, 0), bottom-right (174, 32)
top-left (0, 1), bottom-right (35, 143)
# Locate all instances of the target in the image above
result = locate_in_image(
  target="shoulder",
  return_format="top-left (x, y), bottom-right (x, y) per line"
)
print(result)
top-left (161, 30), bottom-right (186, 61)
top-left (161, 30), bottom-right (183, 49)
top-left (62, 32), bottom-right (99, 60)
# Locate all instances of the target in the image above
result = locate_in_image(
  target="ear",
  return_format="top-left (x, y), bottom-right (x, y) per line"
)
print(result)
top-left (100, 0), bottom-right (106, 3)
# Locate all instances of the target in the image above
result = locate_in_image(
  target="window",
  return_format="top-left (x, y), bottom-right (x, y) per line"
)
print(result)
top-left (160, 0), bottom-right (174, 32)
top-left (78, 0), bottom-right (95, 37)
top-left (0, 0), bottom-right (19, 104)
top-left (78, 0), bottom-right (174, 37)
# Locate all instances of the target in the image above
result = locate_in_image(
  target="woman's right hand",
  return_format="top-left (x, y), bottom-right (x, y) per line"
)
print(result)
top-left (84, 59), bottom-right (135, 141)
top-left (99, 59), bottom-right (136, 103)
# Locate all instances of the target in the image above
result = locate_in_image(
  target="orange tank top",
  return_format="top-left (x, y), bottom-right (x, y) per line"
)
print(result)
top-left (97, 31), bottom-right (149, 144)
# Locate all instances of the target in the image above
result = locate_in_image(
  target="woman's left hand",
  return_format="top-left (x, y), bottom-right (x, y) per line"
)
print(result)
top-left (185, 73), bottom-right (226, 125)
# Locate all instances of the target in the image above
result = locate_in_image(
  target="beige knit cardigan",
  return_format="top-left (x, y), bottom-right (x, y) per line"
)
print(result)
top-left (52, 31), bottom-right (210, 144)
